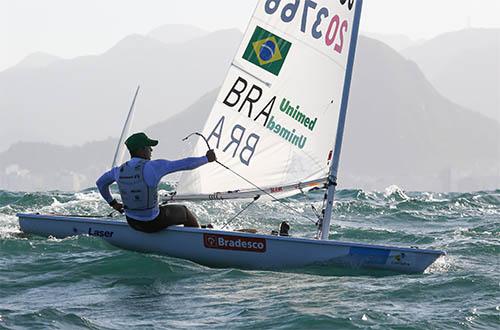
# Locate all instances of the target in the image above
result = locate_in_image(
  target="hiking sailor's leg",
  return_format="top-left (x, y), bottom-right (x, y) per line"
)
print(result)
top-left (184, 208), bottom-right (200, 228)
top-left (159, 204), bottom-right (199, 228)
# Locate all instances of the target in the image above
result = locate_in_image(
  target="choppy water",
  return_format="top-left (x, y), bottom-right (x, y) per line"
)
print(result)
top-left (0, 186), bottom-right (499, 329)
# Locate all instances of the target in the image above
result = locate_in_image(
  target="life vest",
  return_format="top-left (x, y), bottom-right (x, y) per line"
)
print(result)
top-left (116, 160), bottom-right (158, 211)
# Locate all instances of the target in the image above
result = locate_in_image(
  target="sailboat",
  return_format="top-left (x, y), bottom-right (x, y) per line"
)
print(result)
top-left (17, 0), bottom-right (445, 273)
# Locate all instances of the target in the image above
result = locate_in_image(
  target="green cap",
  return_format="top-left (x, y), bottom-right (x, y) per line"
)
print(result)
top-left (125, 132), bottom-right (158, 152)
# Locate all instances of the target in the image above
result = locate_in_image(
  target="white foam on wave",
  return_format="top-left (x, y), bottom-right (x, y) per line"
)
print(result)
top-left (420, 191), bottom-right (447, 202)
top-left (356, 189), bottom-right (377, 201)
top-left (0, 214), bottom-right (22, 238)
top-left (425, 254), bottom-right (454, 274)
top-left (74, 191), bottom-right (102, 201)
top-left (37, 191), bottom-right (109, 216)
top-left (383, 184), bottom-right (410, 200)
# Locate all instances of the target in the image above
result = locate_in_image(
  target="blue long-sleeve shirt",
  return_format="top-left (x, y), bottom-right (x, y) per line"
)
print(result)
top-left (96, 156), bottom-right (208, 220)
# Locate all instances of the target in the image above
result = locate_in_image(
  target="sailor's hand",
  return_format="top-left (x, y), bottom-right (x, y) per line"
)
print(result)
top-left (206, 149), bottom-right (216, 162)
top-left (109, 199), bottom-right (124, 213)
top-left (112, 203), bottom-right (124, 213)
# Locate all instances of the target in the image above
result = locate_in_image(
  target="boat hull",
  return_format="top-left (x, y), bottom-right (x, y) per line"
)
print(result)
top-left (17, 213), bottom-right (444, 274)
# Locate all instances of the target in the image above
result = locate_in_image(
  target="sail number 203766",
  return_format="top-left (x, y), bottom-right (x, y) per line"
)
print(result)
top-left (264, 0), bottom-right (353, 54)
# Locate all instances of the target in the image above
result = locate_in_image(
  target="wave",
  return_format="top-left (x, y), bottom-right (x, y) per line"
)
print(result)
top-left (1, 186), bottom-right (498, 329)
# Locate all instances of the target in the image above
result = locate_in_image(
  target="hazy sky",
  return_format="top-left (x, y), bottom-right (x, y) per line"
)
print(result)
top-left (2, 0), bottom-right (499, 71)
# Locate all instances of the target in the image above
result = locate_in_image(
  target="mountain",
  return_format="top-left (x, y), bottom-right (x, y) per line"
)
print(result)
top-left (342, 36), bottom-right (499, 191)
top-left (0, 32), bottom-right (498, 192)
top-left (363, 32), bottom-right (421, 52)
top-left (5, 52), bottom-right (61, 71)
top-left (0, 139), bottom-right (115, 191)
top-left (147, 24), bottom-right (208, 44)
top-left (146, 89), bottom-right (218, 158)
top-left (0, 28), bottom-right (242, 152)
top-left (402, 28), bottom-right (500, 122)
top-left (0, 90), bottom-right (218, 192)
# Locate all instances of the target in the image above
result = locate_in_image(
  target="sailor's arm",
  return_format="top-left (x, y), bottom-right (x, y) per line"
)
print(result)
top-left (96, 168), bottom-right (123, 212)
top-left (149, 150), bottom-right (216, 179)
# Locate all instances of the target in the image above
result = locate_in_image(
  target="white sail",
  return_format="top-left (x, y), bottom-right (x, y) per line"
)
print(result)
top-left (178, 0), bottom-right (361, 197)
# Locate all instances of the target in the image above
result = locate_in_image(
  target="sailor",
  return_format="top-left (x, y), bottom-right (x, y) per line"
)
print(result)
top-left (96, 132), bottom-right (216, 233)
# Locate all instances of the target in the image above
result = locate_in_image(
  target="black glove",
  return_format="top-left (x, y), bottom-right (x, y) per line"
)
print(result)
top-left (206, 149), bottom-right (216, 162)
top-left (109, 199), bottom-right (124, 213)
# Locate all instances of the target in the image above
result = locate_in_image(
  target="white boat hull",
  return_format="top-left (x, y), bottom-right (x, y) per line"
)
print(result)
top-left (18, 213), bottom-right (445, 274)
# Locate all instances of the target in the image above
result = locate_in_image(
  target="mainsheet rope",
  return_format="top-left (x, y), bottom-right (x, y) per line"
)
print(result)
top-left (182, 132), bottom-right (319, 225)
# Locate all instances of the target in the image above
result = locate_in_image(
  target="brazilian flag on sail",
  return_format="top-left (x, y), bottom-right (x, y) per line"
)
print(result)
top-left (242, 26), bottom-right (292, 76)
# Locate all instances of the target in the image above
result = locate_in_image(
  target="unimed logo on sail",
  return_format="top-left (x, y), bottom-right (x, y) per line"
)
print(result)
top-left (203, 233), bottom-right (266, 253)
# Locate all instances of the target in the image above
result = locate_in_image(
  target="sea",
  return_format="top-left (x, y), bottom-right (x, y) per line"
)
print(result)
top-left (0, 185), bottom-right (498, 329)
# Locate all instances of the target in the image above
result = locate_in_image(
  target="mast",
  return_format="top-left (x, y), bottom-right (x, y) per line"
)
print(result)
top-left (111, 85), bottom-right (140, 168)
top-left (320, 0), bottom-right (364, 240)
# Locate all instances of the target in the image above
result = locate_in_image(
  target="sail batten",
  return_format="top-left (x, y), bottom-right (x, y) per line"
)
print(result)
top-left (231, 62), bottom-right (272, 87)
top-left (177, 0), bottom-right (362, 200)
